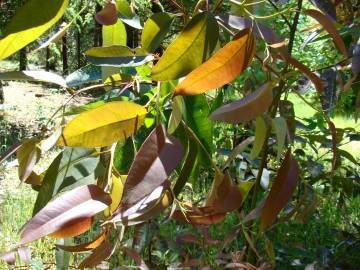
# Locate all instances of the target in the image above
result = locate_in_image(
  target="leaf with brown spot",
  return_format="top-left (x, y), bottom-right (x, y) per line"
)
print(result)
top-left (56, 232), bottom-right (106, 253)
top-left (20, 185), bottom-right (111, 245)
top-left (210, 82), bottom-right (273, 124)
top-left (120, 125), bottom-right (183, 207)
top-left (304, 9), bottom-right (348, 63)
top-left (95, 0), bottom-right (118, 25)
top-left (260, 151), bottom-right (299, 230)
top-left (78, 241), bottom-right (113, 269)
top-left (174, 28), bottom-right (255, 96)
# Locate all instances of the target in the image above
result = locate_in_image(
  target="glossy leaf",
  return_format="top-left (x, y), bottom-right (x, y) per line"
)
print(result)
top-left (17, 138), bottom-right (41, 182)
top-left (120, 125), bottom-right (184, 206)
top-left (0, 0), bottom-right (69, 60)
top-left (0, 71), bottom-right (67, 88)
top-left (120, 15), bottom-right (143, 29)
top-left (141, 12), bottom-right (175, 53)
top-left (85, 46), bottom-right (154, 67)
top-left (272, 117), bottom-right (287, 162)
top-left (33, 148), bottom-right (102, 215)
top-left (304, 9), bottom-right (348, 62)
top-left (250, 116), bottom-right (267, 160)
top-left (168, 96), bottom-right (184, 134)
top-left (260, 152), bottom-right (299, 230)
top-left (57, 101), bottom-right (147, 147)
top-left (20, 185), bottom-right (111, 245)
top-left (210, 82), bottom-right (273, 124)
top-left (117, 0), bottom-right (133, 18)
top-left (174, 28), bottom-right (255, 96)
top-left (152, 12), bottom-right (219, 81)
top-left (95, 0), bottom-right (118, 25)
top-left (78, 241), bottom-right (113, 269)
top-left (184, 95), bottom-right (213, 167)
top-left (65, 65), bottom-right (102, 87)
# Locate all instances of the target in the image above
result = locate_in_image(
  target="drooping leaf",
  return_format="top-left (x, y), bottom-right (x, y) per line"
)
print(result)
top-left (78, 241), bottom-right (113, 269)
top-left (85, 46), bottom-right (154, 67)
top-left (173, 137), bottom-right (198, 196)
top-left (184, 95), bottom-right (213, 167)
top-left (0, 71), bottom-right (67, 87)
top-left (309, 0), bottom-right (337, 22)
top-left (250, 116), bottom-right (267, 160)
top-left (33, 148), bottom-right (103, 215)
top-left (152, 12), bottom-right (219, 81)
top-left (17, 138), bottom-right (41, 182)
top-left (272, 117), bottom-right (287, 162)
top-left (56, 231), bottom-right (106, 253)
top-left (65, 65), bottom-right (102, 87)
top-left (104, 175), bottom-right (125, 217)
top-left (210, 82), bottom-right (273, 124)
top-left (279, 100), bottom-right (295, 142)
top-left (174, 28), bottom-right (255, 96)
top-left (219, 15), bottom-right (285, 48)
top-left (168, 96), bottom-right (184, 134)
top-left (141, 12), bottom-right (175, 53)
top-left (57, 101), bottom-right (147, 147)
top-left (95, 0), bottom-right (118, 25)
top-left (0, 0), bottom-right (69, 60)
top-left (304, 9), bottom-right (348, 62)
top-left (20, 185), bottom-right (111, 245)
top-left (260, 152), bottom-right (299, 230)
top-left (108, 182), bottom-right (173, 225)
top-left (120, 125), bottom-right (184, 207)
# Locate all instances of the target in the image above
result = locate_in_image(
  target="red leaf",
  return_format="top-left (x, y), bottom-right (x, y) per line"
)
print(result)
top-left (260, 151), bottom-right (299, 230)
top-left (78, 241), bottom-right (113, 269)
top-left (172, 206), bottom-right (226, 225)
top-left (20, 185), bottom-right (111, 245)
top-left (120, 125), bottom-right (183, 207)
top-left (304, 9), bottom-right (348, 63)
top-left (95, 0), bottom-right (118, 26)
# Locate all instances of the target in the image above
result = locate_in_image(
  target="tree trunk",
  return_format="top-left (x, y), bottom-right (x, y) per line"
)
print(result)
top-left (19, 47), bottom-right (27, 71)
top-left (0, 81), bottom-right (4, 104)
top-left (94, 3), bottom-right (103, 47)
top-left (126, 25), bottom-right (139, 48)
top-left (45, 46), bottom-right (50, 71)
top-left (62, 30), bottom-right (68, 75)
top-left (76, 29), bottom-right (82, 69)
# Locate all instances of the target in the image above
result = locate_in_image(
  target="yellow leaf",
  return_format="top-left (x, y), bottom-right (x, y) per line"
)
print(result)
top-left (104, 175), bottom-right (125, 217)
top-left (175, 28), bottom-right (255, 96)
top-left (57, 101), bottom-right (147, 147)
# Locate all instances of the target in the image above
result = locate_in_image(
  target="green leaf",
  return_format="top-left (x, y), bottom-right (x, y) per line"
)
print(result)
top-left (116, 0), bottom-right (133, 18)
top-left (56, 239), bottom-right (71, 270)
top-left (151, 12), bottom-right (219, 81)
top-left (0, 0), bottom-right (69, 60)
top-left (33, 148), bottom-right (103, 215)
top-left (65, 65), bottom-right (102, 87)
top-left (64, 97), bottom-right (124, 116)
top-left (184, 95), bottom-right (213, 167)
top-left (250, 116), bottom-right (267, 160)
top-left (114, 137), bottom-right (135, 174)
top-left (0, 71), bottom-right (67, 87)
top-left (168, 96), bottom-right (184, 134)
top-left (58, 101), bottom-right (147, 148)
top-left (85, 46), bottom-right (154, 67)
top-left (272, 117), bottom-right (287, 162)
top-left (102, 19), bottom-right (127, 82)
top-left (141, 12), bottom-right (175, 53)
